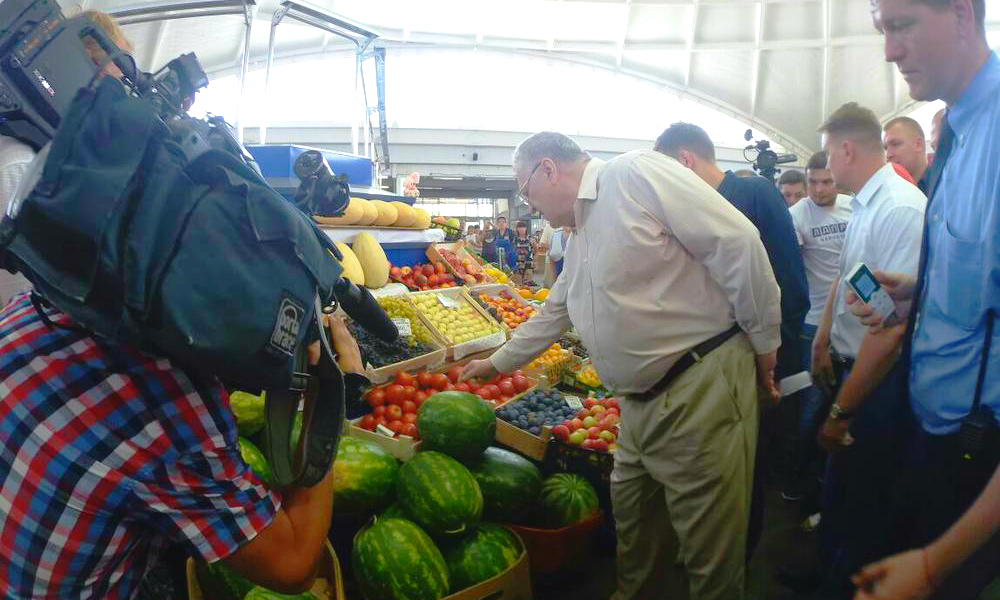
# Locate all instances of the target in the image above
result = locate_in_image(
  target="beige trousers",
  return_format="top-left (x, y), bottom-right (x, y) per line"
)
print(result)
top-left (610, 334), bottom-right (759, 600)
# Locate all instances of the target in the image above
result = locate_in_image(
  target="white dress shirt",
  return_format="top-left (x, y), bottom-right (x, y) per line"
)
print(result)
top-left (490, 150), bottom-right (782, 394)
top-left (829, 163), bottom-right (926, 357)
top-left (789, 194), bottom-right (853, 326)
top-left (0, 136), bottom-right (35, 306)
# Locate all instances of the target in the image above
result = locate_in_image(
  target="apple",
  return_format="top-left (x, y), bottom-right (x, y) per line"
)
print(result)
top-left (551, 425), bottom-right (570, 442)
top-left (428, 274), bottom-right (440, 286)
top-left (414, 274), bottom-right (428, 287)
top-left (389, 266), bottom-right (402, 278)
top-left (582, 416), bottom-right (598, 429)
top-left (434, 262), bottom-right (446, 274)
top-left (400, 266), bottom-right (413, 276)
top-left (422, 264), bottom-right (435, 277)
top-left (581, 438), bottom-right (599, 450)
top-left (569, 418), bottom-right (584, 431)
top-left (599, 430), bottom-right (616, 443)
top-left (592, 438), bottom-right (610, 452)
top-left (608, 443), bottom-right (618, 452)
top-left (601, 414), bottom-right (620, 428)
top-left (604, 398), bottom-right (620, 410)
top-left (605, 407), bottom-right (620, 418)
top-left (584, 399), bottom-right (598, 409)
top-left (576, 408), bottom-right (590, 420)
top-left (587, 426), bottom-right (602, 439)
top-left (568, 430), bottom-right (587, 446)
top-left (590, 404), bottom-right (606, 416)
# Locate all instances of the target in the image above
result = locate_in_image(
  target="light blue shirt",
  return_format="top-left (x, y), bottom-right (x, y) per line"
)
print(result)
top-left (910, 52), bottom-right (1000, 435)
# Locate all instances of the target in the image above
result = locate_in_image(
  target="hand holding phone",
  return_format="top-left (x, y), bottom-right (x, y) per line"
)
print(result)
top-left (845, 263), bottom-right (901, 327)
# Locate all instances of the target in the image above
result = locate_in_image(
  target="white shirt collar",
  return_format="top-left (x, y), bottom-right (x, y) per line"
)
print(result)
top-left (854, 163), bottom-right (895, 207)
top-left (577, 158), bottom-right (605, 202)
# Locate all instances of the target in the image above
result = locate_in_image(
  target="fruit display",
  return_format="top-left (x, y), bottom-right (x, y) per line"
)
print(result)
top-left (482, 266), bottom-right (508, 284)
top-left (534, 288), bottom-right (550, 302)
top-left (389, 262), bottom-right (459, 291)
top-left (475, 288), bottom-right (536, 331)
top-left (436, 246), bottom-right (490, 283)
top-left (536, 473), bottom-right (601, 528)
top-left (461, 369), bottom-right (535, 407)
top-left (330, 436), bottom-right (400, 515)
top-left (313, 198), bottom-right (432, 230)
top-left (375, 295), bottom-right (441, 348)
top-left (557, 335), bottom-right (589, 359)
top-left (352, 517), bottom-right (450, 600)
top-left (525, 342), bottom-right (576, 381)
top-left (391, 201), bottom-right (416, 227)
top-left (238, 437), bottom-right (272, 485)
top-left (229, 389), bottom-right (265, 436)
top-left (347, 318), bottom-right (438, 371)
top-left (574, 363), bottom-right (602, 388)
top-left (469, 447), bottom-right (543, 522)
top-left (550, 396), bottom-right (620, 453)
top-left (417, 391), bottom-right (497, 462)
top-left (495, 388), bottom-right (578, 437)
top-left (312, 196), bottom-right (369, 225)
top-left (371, 200), bottom-right (398, 226)
top-left (396, 451), bottom-right (484, 537)
top-left (410, 291), bottom-right (502, 346)
top-left (351, 232), bottom-right (390, 288)
top-left (357, 371), bottom-right (427, 439)
top-left (438, 523), bottom-right (523, 592)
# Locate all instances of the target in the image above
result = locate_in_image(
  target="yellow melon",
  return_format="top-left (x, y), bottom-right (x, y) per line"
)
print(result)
top-left (333, 242), bottom-right (365, 286)
top-left (312, 197), bottom-right (365, 226)
top-left (412, 207), bottom-right (432, 229)
top-left (371, 201), bottom-right (398, 227)
top-left (391, 202), bottom-right (417, 227)
top-left (352, 232), bottom-right (389, 288)
top-left (356, 199), bottom-right (379, 226)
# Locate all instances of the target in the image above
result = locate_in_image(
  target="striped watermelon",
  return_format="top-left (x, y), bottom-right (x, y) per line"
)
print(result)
top-left (238, 437), bottom-right (272, 485)
top-left (537, 473), bottom-right (599, 528)
top-left (438, 523), bottom-right (523, 592)
top-left (397, 451), bottom-right (483, 537)
top-left (469, 447), bottom-right (542, 522)
top-left (380, 502), bottom-right (407, 520)
top-left (243, 586), bottom-right (320, 599)
top-left (352, 517), bottom-right (450, 600)
top-left (332, 436), bottom-right (400, 515)
top-left (417, 392), bottom-right (496, 462)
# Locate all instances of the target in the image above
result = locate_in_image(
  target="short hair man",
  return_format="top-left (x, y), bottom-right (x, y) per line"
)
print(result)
top-left (778, 169), bottom-right (808, 207)
top-left (929, 106), bottom-right (947, 153)
top-left (463, 130), bottom-right (782, 599)
top-left (883, 115), bottom-right (930, 192)
top-left (807, 101), bottom-right (926, 595)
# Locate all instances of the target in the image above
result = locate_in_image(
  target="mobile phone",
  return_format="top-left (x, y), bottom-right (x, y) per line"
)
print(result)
top-left (845, 263), bottom-right (899, 326)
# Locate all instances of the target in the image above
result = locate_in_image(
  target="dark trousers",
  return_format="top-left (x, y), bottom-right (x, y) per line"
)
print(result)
top-left (818, 362), bottom-right (911, 595)
top-left (892, 426), bottom-right (1000, 600)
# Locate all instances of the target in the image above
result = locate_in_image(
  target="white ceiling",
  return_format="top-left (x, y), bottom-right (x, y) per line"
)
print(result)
top-left (68, 0), bottom-right (1000, 157)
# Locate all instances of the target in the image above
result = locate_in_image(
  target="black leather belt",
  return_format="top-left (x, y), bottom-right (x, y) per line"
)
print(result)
top-left (630, 325), bottom-right (742, 402)
top-left (830, 351), bottom-right (855, 379)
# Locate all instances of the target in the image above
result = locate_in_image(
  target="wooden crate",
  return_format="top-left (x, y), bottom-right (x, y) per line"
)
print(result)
top-left (427, 241), bottom-right (496, 284)
top-left (188, 541), bottom-right (344, 600)
top-left (408, 288), bottom-right (505, 361)
top-left (346, 416), bottom-right (421, 461)
top-left (469, 283), bottom-right (537, 335)
top-left (366, 294), bottom-right (449, 384)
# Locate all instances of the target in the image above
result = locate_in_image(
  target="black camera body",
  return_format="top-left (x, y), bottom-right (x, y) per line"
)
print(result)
top-left (742, 129), bottom-right (797, 182)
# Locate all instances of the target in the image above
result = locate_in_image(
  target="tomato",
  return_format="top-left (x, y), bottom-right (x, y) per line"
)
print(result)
top-left (385, 404), bottom-right (403, 421)
top-left (490, 374), bottom-right (504, 385)
top-left (512, 370), bottom-right (526, 378)
top-left (454, 382), bottom-right (471, 393)
top-left (476, 386), bottom-right (495, 400)
top-left (373, 415), bottom-right (388, 428)
top-left (431, 373), bottom-right (450, 391)
top-left (498, 395), bottom-right (511, 405)
top-left (401, 422), bottom-right (419, 437)
top-left (414, 390), bottom-right (429, 405)
top-left (498, 379), bottom-right (516, 396)
top-left (366, 388), bottom-right (386, 407)
top-left (402, 386), bottom-right (417, 402)
top-left (402, 400), bottom-right (417, 414)
top-left (360, 414), bottom-right (376, 430)
top-left (385, 384), bottom-right (406, 405)
top-left (395, 371), bottom-right (416, 387)
top-left (483, 384), bottom-right (501, 399)
top-left (443, 382), bottom-right (455, 391)
top-left (373, 405), bottom-right (387, 417)
top-left (447, 365), bottom-right (464, 383)
top-left (417, 371), bottom-right (435, 389)
top-left (512, 375), bottom-right (532, 393)
top-left (387, 420), bottom-right (405, 434)
top-left (402, 412), bottom-right (418, 424)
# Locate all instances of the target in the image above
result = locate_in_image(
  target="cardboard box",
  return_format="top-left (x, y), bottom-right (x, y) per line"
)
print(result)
top-left (442, 531), bottom-right (533, 600)
top-left (188, 541), bottom-right (344, 600)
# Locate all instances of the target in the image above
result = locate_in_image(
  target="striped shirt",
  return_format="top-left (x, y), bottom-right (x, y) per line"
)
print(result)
top-left (0, 292), bottom-right (279, 599)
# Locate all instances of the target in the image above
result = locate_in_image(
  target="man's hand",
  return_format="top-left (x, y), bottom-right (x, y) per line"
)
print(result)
top-left (755, 351), bottom-right (780, 404)
top-left (847, 271), bottom-right (917, 332)
top-left (460, 359), bottom-right (498, 382)
top-left (812, 339), bottom-right (837, 395)
top-left (306, 315), bottom-right (364, 374)
top-left (818, 416), bottom-right (853, 452)
top-left (852, 549), bottom-right (934, 600)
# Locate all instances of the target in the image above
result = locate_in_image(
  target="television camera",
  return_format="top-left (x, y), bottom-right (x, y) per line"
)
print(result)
top-left (743, 129), bottom-right (797, 182)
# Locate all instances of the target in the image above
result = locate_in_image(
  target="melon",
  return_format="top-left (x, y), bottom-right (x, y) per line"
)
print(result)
top-left (438, 524), bottom-right (522, 592)
top-left (417, 392), bottom-right (496, 462)
top-left (352, 518), bottom-right (450, 600)
top-left (229, 390), bottom-right (265, 436)
top-left (390, 202), bottom-right (416, 227)
top-left (201, 560), bottom-right (255, 600)
top-left (238, 437), bottom-right (272, 486)
top-left (352, 232), bottom-right (389, 288)
top-left (333, 242), bottom-right (365, 286)
top-left (371, 200), bottom-right (398, 226)
top-left (313, 197), bottom-right (365, 224)
top-left (331, 436), bottom-right (400, 515)
top-left (469, 447), bottom-right (542, 522)
top-left (396, 451), bottom-right (483, 537)
top-left (537, 473), bottom-right (599, 528)
top-left (412, 207), bottom-right (432, 229)
top-left (243, 586), bottom-right (320, 600)
top-left (356, 199), bottom-right (379, 226)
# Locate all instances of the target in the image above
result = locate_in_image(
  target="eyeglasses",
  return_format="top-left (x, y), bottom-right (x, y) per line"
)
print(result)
top-left (516, 162), bottom-right (542, 205)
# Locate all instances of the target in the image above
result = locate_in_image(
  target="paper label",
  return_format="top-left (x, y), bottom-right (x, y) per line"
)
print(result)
top-left (391, 317), bottom-right (412, 337)
top-left (376, 424), bottom-right (395, 437)
top-left (565, 395), bottom-right (584, 410)
top-left (437, 294), bottom-right (460, 309)
top-left (452, 330), bottom-right (506, 361)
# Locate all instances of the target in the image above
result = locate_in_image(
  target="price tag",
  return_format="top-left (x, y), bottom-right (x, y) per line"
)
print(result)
top-left (564, 395), bottom-right (584, 410)
top-left (391, 317), bottom-right (412, 337)
top-left (438, 294), bottom-right (460, 309)
top-left (376, 424), bottom-right (395, 437)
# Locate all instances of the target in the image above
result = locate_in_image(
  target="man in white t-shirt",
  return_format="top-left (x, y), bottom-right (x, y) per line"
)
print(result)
top-left (0, 135), bottom-right (35, 306)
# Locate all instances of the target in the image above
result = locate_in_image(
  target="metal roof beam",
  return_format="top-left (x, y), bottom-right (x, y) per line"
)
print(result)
top-left (108, 0), bottom-right (255, 26)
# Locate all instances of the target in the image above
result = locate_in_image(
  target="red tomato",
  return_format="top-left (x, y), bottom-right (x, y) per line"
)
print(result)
top-left (402, 412), bottom-right (418, 424)
top-left (394, 371), bottom-right (416, 387)
top-left (360, 414), bottom-right (376, 430)
top-left (431, 373), bottom-right (450, 390)
top-left (385, 384), bottom-right (406, 405)
top-left (484, 384), bottom-right (501, 400)
top-left (402, 400), bottom-right (417, 414)
top-left (402, 386), bottom-right (417, 402)
top-left (401, 422), bottom-right (418, 437)
top-left (454, 382), bottom-right (471, 393)
top-left (417, 371), bottom-right (435, 389)
top-left (512, 370), bottom-right (526, 378)
top-left (498, 379), bottom-right (516, 396)
top-left (373, 415), bottom-right (388, 428)
top-left (385, 404), bottom-right (403, 421)
top-left (498, 395), bottom-right (511, 405)
top-left (373, 406), bottom-right (387, 417)
top-left (443, 382), bottom-right (455, 391)
top-left (512, 375), bottom-right (532, 393)
top-left (447, 365), bottom-right (464, 383)
top-left (490, 374), bottom-right (504, 385)
top-left (388, 420), bottom-right (405, 434)
top-left (366, 388), bottom-right (386, 407)
top-left (477, 386), bottom-right (495, 400)
top-left (414, 390), bottom-right (429, 405)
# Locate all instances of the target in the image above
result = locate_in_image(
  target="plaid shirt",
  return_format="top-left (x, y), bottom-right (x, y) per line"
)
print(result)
top-left (0, 292), bottom-right (280, 599)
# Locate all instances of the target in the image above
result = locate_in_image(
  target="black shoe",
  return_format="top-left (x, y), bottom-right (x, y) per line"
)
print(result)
top-left (775, 564), bottom-right (822, 593)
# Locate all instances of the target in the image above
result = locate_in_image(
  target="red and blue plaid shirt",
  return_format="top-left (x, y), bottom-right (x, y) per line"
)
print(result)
top-left (0, 292), bottom-right (280, 599)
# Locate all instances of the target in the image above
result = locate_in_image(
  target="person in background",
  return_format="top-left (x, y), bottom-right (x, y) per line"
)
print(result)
top-left (883, 116), bottom-right (930, 193)
top-left (494, 215), bottom-right (516, 245)
top-left (538, 222), bottom-right (557, 286)
top-left (465, 225), bottom-right (482, 254)
top-left (779, 169), bottom-right (809, 207)
top-left (513, 220), bottom-right (535, 285)
top-left (734, 169), bottom-right (757, 178)
top-left (482, 224), bottom-right (517, 270)
top-left (547, 225), bottom-right (571, 278)
top-left (928, 107), bottom-right (946, 154)
top-left (462, 130), bottom-right (781, 600)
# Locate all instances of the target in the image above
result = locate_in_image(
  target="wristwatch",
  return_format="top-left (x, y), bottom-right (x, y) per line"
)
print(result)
top-left (829, 403), bottom-right (854, 421)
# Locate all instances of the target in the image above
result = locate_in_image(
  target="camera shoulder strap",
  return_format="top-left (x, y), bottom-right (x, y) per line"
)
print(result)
top-left (972, 309), bottom-right (995, 412)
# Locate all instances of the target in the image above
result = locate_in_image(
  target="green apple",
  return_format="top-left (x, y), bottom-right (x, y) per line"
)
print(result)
top-left (582, 416), bottom-right (598, 429)
top-left (599, 430), bottom-right (616, 443)
top-left (568, 430), bottom-right (587, 446)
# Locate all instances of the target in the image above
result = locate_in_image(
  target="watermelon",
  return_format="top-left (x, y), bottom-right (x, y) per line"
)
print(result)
top-left (417, 392), bottom-right (496, 462)
top-left (469, 447), bottom-right (542, 522)
top-left (352, 518), bottom-right (450, 600)
top-left (438, 523), bottom-right (522, 592)
top-left (196, 560), bottom-right (255, 600)
top-left (243, 586), bottom-right (319, 599)
top-left (537, 473), bottom-right (599, 528)
top-left (332, 436), bottom-right (400, 515)
top-left (230, 390), bottom-right (266, 436)
top-left (238, 436), bottom-right (272, 485)
top-left (380, 502), bottom-right (407, 520)
top-left (397, 451), bottom-right (483, 537)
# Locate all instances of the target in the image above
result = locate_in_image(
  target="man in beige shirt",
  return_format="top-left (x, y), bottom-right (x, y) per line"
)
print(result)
top-left (462, 131), bottom-right (782, 600)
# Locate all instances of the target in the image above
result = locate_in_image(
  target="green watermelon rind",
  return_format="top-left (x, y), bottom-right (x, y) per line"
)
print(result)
top-left (242, 585), bottom-right (319, 599)
top-left (352, 517), bottom-right (450, 600)
top-left (230, 390), bottom-right (266, 436)
top-left (439, 523), bottom-right (523, 593)
top-left (469, 447), bottom-right (542, 523)
top-left (238, 436), bottom-right (272, 486)
top-left (417, 392), bottom-right (496, 462)
top-left (332, 436), bottom-right (400, 515)
top-left (537, 473), bottom-right (600, 528)
top-left (397, 451), bottom-right (483, 537)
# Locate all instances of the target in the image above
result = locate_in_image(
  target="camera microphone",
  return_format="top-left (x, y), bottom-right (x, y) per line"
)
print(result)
top-left (332, 279), bottom-right (399, 343)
